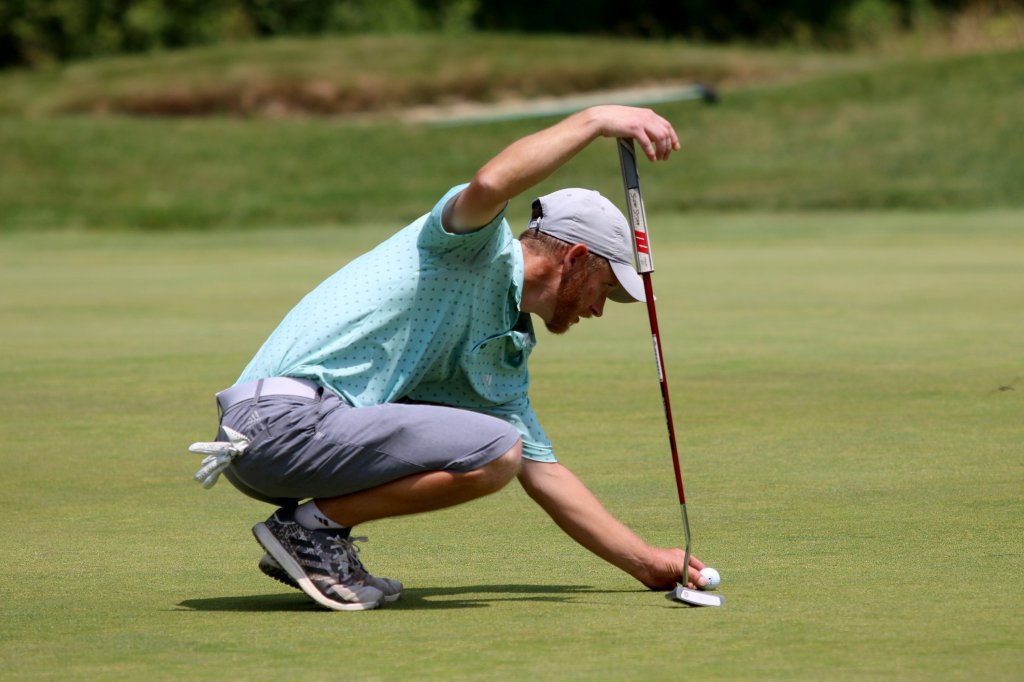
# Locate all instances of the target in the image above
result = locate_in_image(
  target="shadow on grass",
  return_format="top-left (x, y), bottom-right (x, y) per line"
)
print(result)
top-left (177, 583), bottom-right (633, 612)
top-left (177, 593), bottom-right (324, 612)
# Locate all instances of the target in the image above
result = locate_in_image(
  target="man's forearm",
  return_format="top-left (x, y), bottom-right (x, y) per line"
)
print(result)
top-left (517, 459), bottom-right (654, 582)
top-left (470, 110), bottom-right (601, 205)
top-left (449, 105), bottom-right (679, 231)
top-left (449, 110), bottom-right (601, 231)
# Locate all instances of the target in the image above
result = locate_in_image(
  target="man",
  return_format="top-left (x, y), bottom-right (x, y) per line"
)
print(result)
top-left (193, 105), bottom-right (710, 611)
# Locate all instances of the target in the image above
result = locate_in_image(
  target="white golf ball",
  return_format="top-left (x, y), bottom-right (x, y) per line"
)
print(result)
top-left (699, 567), bottom-right (721, 590)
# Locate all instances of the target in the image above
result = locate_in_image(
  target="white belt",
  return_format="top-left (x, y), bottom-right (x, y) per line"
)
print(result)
top-left (215, 377), bottom-right (320, 412)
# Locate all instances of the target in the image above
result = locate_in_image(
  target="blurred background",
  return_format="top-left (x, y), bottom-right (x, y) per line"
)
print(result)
top-left (2, 0), bottom-right (1021, 66)
top-left (1, 0), bottom-right (1021, 231)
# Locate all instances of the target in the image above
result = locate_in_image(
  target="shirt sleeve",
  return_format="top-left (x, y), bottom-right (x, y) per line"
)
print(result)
top-left (480, 399), bottom-right (557, 463)
top-left (417, 184), bottom-right (511, 257)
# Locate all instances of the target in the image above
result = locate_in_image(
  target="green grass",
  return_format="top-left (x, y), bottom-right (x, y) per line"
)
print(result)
top-left (0, 31), bottom-right (1020, 680)
top-left (0, 34), bottom-right (857, 117)
top-left (1, 46), bottom-right (1022, 231)
top-left (1, 211), bottom-right (1021, 680)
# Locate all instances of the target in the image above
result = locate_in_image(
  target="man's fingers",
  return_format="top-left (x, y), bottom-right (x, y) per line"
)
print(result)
top-left (596, 105), bottom-right (679, 161)
top-left (669, 127), bottom-right (680, 150)
top-left (654, 137), bottom-right (669, 160)
top-left (634, 130), bottom-right (657, 162)
top-left (685, 553), bottom-right (707, 588)
top-left (688, 564), bottom-right (709, 589)
top-left (643, 126), bottom-right (679, 162)
top-left (640, 134), bottom-right (677, 162)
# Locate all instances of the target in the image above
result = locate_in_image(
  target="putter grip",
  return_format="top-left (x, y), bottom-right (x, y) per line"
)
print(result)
top-left (617, 139), bottom-right (654, 274)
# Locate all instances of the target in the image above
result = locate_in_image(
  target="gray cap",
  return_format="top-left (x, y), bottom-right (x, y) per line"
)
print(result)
top-left (529, 188), bottom-right (645, 303)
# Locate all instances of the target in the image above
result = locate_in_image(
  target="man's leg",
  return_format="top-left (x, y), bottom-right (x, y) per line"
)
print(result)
top-left (255, 443), bottom-right (521, 607)
top-left (225, 392), bottom-right (523, 611)
top-left (314, 441), bottom-right (522, 527)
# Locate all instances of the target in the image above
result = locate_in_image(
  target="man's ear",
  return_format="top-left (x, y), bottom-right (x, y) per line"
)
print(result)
top-left (562, 243), bottom-right (590, 270)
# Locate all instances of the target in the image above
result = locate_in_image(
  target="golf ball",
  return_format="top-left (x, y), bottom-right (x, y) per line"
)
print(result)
top-left (699, 567), bottom-right (721, 590)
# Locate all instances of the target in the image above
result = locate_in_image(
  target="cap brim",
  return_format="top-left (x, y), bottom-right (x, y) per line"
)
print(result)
top-left (608, 261), bottom-right (646, 303)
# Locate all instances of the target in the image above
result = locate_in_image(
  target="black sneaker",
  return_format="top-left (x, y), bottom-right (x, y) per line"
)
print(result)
top-left (252, 508), bottom-right (384, 611)
top-left (259, 539), bottom-right (403, 603)
top-left (341, 537), bottom-right (404, 603)
top-left (258, 552), bottom-right (299, 590)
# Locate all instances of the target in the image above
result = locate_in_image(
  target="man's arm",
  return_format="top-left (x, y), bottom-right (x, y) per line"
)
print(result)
top-left (517, 459), bottom-right (708, 590)
top-left (446, 105), bottom-right (680, 233)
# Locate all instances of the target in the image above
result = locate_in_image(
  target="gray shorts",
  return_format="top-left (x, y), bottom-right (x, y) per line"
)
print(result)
top-left (216, 379), bottom-right (521, 505)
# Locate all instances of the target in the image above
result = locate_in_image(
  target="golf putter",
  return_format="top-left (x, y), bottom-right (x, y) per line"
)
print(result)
top-left (617, 138), bottom-right (724, 608)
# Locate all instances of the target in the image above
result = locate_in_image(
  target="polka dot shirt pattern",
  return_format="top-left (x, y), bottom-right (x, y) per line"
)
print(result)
top-left (237, 184), bottom-right (555, 462)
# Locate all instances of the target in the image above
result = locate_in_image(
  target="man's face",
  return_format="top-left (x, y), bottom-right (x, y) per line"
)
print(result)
top-left (545, 255), bottom-right (619, 335)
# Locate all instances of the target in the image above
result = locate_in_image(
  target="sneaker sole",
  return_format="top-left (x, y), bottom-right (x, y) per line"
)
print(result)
top-left (259, 554), bottom-right (301, 590)
top-left (382, 590), bottom-right (403, 603)
top-left (252, 523), bottom-right (382, 612)
top-left (260, 553), bottom-right (402, 603)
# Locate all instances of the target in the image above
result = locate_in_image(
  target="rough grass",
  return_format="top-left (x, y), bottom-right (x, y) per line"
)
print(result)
top-left (1, 211), bottom-right (1021, 680)
top-left (1, 47), bottom-right (1021, 232)
top-left (1, 4), bottom-right (1021, 120)
top-left (0, 34), bottom-right (860, 118)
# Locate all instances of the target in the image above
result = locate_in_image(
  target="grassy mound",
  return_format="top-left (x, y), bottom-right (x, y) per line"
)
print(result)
top-left (0, 38), bottom-right (1020, 231)
top-left (0, 34), bottom-right (856, 117)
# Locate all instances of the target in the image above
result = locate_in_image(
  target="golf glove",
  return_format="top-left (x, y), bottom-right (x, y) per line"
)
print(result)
top-left (187, 425), bottom-right (250, 489)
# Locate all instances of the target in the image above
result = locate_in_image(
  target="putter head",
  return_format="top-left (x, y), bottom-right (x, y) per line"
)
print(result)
top-left (667, 586), bottom-right (725, 607)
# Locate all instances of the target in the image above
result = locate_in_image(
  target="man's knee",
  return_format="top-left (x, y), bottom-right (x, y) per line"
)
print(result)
top-left (475, 440), bottom-right (522, 492)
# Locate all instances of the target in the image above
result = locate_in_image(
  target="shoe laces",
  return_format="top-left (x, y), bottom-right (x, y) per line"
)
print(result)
top-left (327, 535), bottom-right (370, 579)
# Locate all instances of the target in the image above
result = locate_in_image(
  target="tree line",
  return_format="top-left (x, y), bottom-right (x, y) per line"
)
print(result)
top-left (0, 0), bottom-right (989, 68)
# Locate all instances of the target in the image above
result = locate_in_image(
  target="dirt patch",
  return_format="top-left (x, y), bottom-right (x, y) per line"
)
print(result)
top-left (53, 62), bottom-right (745, 119)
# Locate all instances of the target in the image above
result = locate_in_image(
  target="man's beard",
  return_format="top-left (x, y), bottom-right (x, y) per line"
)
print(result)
top-left (545, 265), bottom-right (589, 335)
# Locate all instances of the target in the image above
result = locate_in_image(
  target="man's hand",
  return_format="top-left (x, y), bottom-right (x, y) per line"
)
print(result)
top-left (586, 105), bottom-right (680, 162)
top-left (634, 546), bottom-right (709, 591)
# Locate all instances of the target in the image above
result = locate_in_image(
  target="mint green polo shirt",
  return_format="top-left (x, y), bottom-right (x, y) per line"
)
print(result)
top-left (237, 184), bottom-right (555, 463)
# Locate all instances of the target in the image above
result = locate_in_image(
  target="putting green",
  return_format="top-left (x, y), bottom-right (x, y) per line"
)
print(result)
top-left (0, 211), bottom-right (1020, 679)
